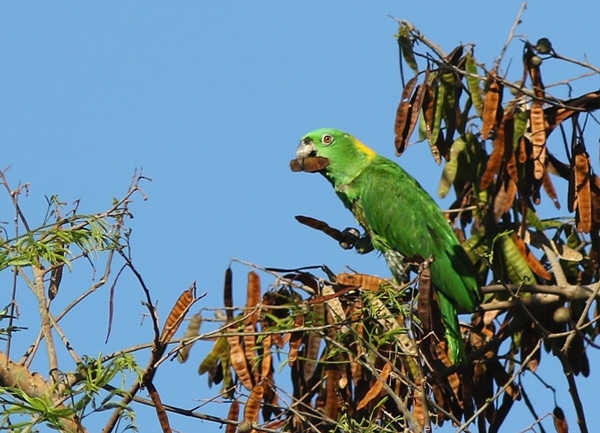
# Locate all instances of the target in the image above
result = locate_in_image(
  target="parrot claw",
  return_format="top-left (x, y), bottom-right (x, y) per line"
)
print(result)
top-left (339, 227), bottom-right (360, 250)
top-left (339, 228), bottom-right (374, 254)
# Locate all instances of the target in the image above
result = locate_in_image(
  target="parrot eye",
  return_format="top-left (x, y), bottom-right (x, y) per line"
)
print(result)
top-left (322, 134), bottom-right (334, 145)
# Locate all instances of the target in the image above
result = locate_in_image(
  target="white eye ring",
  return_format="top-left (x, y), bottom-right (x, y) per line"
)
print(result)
top-left (322, 134), bottom-right (334, 145)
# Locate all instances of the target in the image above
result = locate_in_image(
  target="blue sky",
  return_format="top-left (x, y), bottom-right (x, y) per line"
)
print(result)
top-left (1, 2), bottom-right (599, 432)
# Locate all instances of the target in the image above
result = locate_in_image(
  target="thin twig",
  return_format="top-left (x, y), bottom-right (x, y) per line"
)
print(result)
top-left (543, 245), bottom-right (568, 286)
top-left (553, 51), bottom-right (600, 75)
top-left (389, 17), bottom-right (447, 60)
top-left (481, 282), bottom-right (600, 300)
top-left (457, 339), bottom-right (542, 433)
top-left (561, 281), bottom-right (600, 353)
top-left (493, 1), bottom-right (527, 70)
top-left (0, 170), bottom-right (31, 232)
top-left (555, 351), bottom-right (588, 433)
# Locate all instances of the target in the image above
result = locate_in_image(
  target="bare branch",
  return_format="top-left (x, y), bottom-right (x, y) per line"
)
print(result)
top-left (493, 1), bottom-right (528, 70)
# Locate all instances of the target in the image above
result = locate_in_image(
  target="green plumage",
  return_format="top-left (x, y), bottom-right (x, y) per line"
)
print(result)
top-left (295, 128), bottom-right (481, 364)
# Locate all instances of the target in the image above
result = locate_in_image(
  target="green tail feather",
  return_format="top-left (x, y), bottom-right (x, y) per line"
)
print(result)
top-left (438, 291), bottom-right (467, 365)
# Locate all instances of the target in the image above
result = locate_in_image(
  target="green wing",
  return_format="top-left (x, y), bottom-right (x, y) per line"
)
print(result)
top-left (353, 156), bottom-right (480, 312)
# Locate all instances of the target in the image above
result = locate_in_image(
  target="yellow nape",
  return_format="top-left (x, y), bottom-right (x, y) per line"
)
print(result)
top-left (352, 137), bottom-right (377, 160)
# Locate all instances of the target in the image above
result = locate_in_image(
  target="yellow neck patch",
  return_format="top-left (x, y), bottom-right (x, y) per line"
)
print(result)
top-left (352, 137), bottom-right (377, 161)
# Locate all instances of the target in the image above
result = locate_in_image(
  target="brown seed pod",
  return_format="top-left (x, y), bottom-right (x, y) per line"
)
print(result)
top-left (159, 283), bottom-right (196, 345)
top-left (225, 401), bottom-right (240, 433)
top-left (290, 157), bottom-right (330, 173)
top-left (356, 362), bottom-right (392, 410)
top-left (243, 384), bottom-right (264, 424)
top-left (228, 335), bottom-right (254, 390)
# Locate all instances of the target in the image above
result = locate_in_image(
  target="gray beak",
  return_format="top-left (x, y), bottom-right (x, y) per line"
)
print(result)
top-left (296, 137), bottom-right (315, 159)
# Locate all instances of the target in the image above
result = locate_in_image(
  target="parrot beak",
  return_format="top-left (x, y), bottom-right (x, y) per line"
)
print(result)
top-left (290, 137), bottom-right (330, 173)
top-left (296, 137), bottom-right (315, 159)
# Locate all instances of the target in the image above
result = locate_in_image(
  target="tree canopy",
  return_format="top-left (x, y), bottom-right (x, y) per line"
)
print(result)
top-left (1, 5), bottom-right (599, 433)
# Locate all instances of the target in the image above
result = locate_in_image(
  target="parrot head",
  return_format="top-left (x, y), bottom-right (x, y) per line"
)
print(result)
top-left (293, 128), bottom-right (377, 185)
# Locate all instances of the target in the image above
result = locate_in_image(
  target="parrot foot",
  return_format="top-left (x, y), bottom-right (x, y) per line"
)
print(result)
top-left (339, 228), bottom-right (374, 253)
top-left (339, 227), bottom-right (360, 250)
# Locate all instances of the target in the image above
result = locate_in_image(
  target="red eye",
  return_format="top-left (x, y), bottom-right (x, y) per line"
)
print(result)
top-left (322, 134), bottom-right (333, 145)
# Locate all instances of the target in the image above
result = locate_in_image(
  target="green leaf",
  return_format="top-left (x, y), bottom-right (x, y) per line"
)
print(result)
top-left (496, 232), bottom-right (536, 284)
top-left (418, 111), bottom-right (428, 141)
top-left (431, 79), bottom-right (445, 147)
top-left (465, 54), bottom-right (483, 116)
top-left (441, 71), bottom-right (457, 112)
top-left (540, 218), bottom-right (567, 230)
top-left (513, 108), bottom-right (528, 147)
top-left (6, 256), bottom-right (32, 267)
top-left (463, 228), bottom-right (491, 284)
top-left (397, 24), bottom-right (418, 74)
top-left (523, 207), bottom-right (545, 231)
top-left (198, 336), bottom-right (229, 375)
top-left (438, 136), bottom-right (466, 198)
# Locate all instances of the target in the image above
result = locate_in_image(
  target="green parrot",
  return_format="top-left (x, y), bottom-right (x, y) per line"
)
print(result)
top-left (293, 128), bottom-right (481, 364)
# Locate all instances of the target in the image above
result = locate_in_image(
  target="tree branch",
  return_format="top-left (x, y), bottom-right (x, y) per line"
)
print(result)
top-left (0, 350), bottom-right (87, 433)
